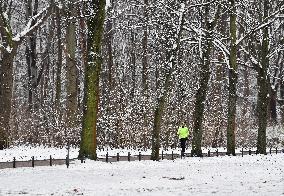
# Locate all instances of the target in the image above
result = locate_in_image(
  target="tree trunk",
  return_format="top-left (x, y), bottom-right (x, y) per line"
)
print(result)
top-left (130, 30), bottom-right (136, 98)
top-left (55, 8), bottom-right (63, 110)
top-left (280, 82), bottom-right (284, 124)
top-left (0, 6), bottom-right (16, 149)
top-left (226, 0), bottom-right (237, 156)
top-left (78, 4), bottom-right (88, 111)
top-left (25, 0), bottom-right (39, 112)
top-left (79, 0), bottom-right (106, 160)
top-left (256, 0), bottom-right (269, 154)
top-left (269, 53), bottom-right (283, 124)
top-left (66, 1), bottom-right (78, 131)
top-left (0, 52), bottom-right (14, 149)
top-left (151, 93), bottom-right (167, 160)
top-left (269, 87), bottom-right (277, 124)
top-left (192, 3), bottom-right (220, 156)
top-left (151, 2), bottom-right (186, 160)
top-left (211, 62), bottom-right (224, 148)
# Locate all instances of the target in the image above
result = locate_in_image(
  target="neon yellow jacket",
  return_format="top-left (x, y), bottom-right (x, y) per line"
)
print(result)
top-left (177, 126), bottom-right (189, 139)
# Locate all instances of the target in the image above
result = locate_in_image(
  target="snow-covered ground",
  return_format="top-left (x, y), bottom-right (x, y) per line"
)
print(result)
top-left (3, 144), bottom-right (280, 162)
top-left (0, 150), bottom-right (283, 196)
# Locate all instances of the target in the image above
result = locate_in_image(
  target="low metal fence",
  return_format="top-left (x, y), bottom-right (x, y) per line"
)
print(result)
top-left (0, 147), bottom-right (282, 169)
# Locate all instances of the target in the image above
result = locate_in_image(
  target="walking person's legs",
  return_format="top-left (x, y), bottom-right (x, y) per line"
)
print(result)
top-left (180, 138), bottom-right (186, 156)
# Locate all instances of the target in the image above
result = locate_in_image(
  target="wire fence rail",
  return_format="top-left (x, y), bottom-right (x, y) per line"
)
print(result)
top-left (0, 147), bottom-right (283, 169)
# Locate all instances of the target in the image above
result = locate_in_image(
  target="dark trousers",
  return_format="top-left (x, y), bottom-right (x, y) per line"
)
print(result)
top-left (180, 138), bottom-right (187, 154)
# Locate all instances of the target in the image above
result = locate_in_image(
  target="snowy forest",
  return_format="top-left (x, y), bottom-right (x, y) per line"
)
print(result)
top-left (0, 0), bottom-right (284, 159)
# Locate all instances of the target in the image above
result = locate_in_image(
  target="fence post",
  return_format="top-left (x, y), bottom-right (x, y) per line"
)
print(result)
top-left (32, 156), bottom-right (34, 167)
top-left (80, 157), bottom-right (84, 163)
top-left (162, 151), bottom-right (164, 160)
top-left (249, 149), bottom-right (251, 155)
top-left (117, 153), bottom-right (119, 162)
top-left (106, 152), bottom-right (109, 163)
top-left (139, 152), bottom-right (141, 161)
top-left (13, 157), bottom-right (16, 168)
top-left (171, 151), bottom-right (174, 160)
top-left (66, 155), bottom-right (69, 168)
top-left (216, 149), bottom-right (219, 157)
top-left (128, 152), bottom-right (130, 162)
top-left (50, 155), bottom-right (52, 166)
top-left (269, 147), bottom-right (272, 154)
top-left (241, 148), bottom-right (244, 157)
top-left (66, 140), bottom-right (70, 168)
top-left (276, 147), bottom-right (278, 154)
top-left (208, 150), bottom-right (210, 157)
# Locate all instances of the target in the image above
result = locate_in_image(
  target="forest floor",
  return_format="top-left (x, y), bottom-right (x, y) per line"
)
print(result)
top-left (0, 146), bottom-right (283, 195)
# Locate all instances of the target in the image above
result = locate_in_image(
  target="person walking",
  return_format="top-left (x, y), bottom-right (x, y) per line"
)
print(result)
top-left (177, 122), bottom-right (189, 157)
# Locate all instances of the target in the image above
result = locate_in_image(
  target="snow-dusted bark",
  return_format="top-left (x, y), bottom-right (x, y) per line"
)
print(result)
top-left (25, 0), bottom-right (39, 111)
top-left (54, 8), bottom-right (63, 109)
top-left (191, 1), bottom-right (220, 157)
top-left (150, 0), bottom-right (187, 161)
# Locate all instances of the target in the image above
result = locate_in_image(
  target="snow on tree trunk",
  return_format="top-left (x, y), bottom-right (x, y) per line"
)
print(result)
top-left (192, 3), bottom-right (220, 157)
top-left (151, 1), bottom-right (186, 160)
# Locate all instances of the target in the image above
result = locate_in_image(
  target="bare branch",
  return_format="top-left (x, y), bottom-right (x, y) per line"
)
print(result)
top-left (212, 38), bottom-right (230, 67)
top-left (187, 0), bottom-right (216, 10)
top-left (12, 3), bottom-right (55, 45)
top-left (237, 5), bottom-right (284, 46)
top-left (213, 38), bottom-right (230, 56)
top-left (268, 45), bottom-right (284, 59)
top-left (240, 46), bottom-right (260, 69)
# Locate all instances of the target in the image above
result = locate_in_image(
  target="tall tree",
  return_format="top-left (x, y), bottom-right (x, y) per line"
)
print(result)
top-left (151, 1), bottom-right (186, 160)
top-left (79, 0), bottom-right (106, 160)
top-left (191, 2), bottom-right (220, 156)
top-left (0, 4), bottom-right (15, 149)
top-left (65, 0), bottom-right (78, 131)
top-left (256, 0), bottom-right (270, 154)
top-left (226, 0), bottom-right (237, 155)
